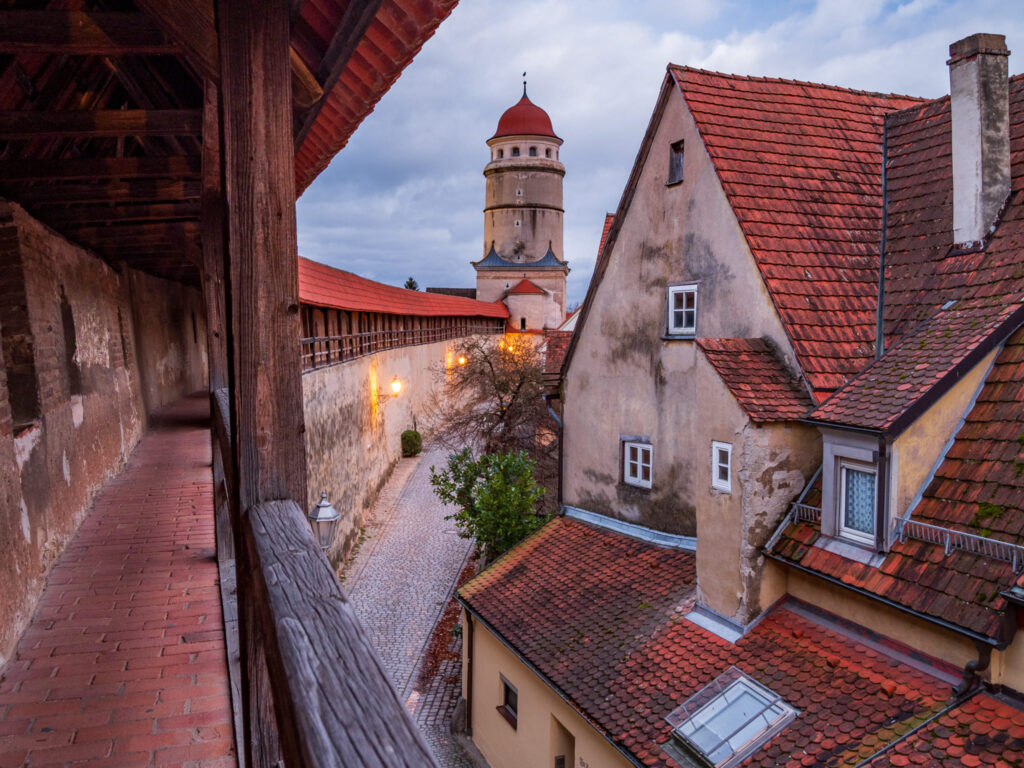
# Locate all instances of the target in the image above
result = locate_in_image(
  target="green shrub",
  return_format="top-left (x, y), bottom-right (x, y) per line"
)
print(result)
top-left (401, 429), bottom-right (422, 457)
top-left (430, 448), bottom-right (548, 562)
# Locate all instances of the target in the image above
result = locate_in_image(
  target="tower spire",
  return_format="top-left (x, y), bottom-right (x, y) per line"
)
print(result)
top-left (522, 72), bottom-right (527, 98)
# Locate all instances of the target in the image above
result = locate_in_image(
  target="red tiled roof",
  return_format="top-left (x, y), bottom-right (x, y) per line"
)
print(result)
top-left (773, 327), bottom-right (1024, 640)
top-left (671, 68), bottom-right (922, 398)
top-left (490, 94), bottom-right (558, 140)
top-left (543, 330), bottom-right (572, 375)
top-left (297, 257), bottom-right (508, 318)
top-left (294, 0), bottom-right (460, 195)
top-left (697, 338), bottom-right (814, 422)
top-left (883, 75), bottom-right (1024, 343)
top-left (508, 279), bottom-right (546, 295)
top-left (807, 76), bottom-right (1024, 432)
top-left (598, 213), bottom-right (614, 256)
top-left (868, 693), bottom-right (1024, 767)
top-left (807, 298), bottom-right (1024, 431)
top-left (462, 518), bottom-right (953, 768)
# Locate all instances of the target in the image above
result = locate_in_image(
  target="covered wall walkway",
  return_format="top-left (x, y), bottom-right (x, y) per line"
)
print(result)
top-left (0, 395), bottom-right (235, 768)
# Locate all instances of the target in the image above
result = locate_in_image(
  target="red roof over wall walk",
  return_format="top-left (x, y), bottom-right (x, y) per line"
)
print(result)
top-left (298, 257), bottom-right (508, 318)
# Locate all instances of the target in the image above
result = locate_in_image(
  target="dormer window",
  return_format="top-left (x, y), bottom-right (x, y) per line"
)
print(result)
top-left (820, 429), bottom-right (886, 551)
top-left (839, 460), bottom-right (876, 545)
top-left (667, 284), bottom-right (697, 336)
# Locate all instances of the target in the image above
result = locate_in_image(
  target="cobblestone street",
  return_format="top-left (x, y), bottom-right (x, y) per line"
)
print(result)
top-left (344, 445), bottom-right (472, 768)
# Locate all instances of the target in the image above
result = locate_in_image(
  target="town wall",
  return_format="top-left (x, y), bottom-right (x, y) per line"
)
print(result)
top-left (464, 613), bottom-right (632, 768)
top-left (0, 201), bottom-right (206, 666)
top-left (302, 338), bottom-right (459, 565)
top-left (562, 84), bottom-right (798, 540)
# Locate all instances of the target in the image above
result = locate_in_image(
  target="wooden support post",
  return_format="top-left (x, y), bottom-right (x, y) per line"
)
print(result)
top-left (201, 82), bottom-right (230, 396)
top-left (216, 4), bottom-right (306, 764)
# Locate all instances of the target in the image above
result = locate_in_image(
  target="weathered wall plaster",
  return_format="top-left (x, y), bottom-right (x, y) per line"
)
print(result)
top-left (302, 338), bottom-right (457, 566)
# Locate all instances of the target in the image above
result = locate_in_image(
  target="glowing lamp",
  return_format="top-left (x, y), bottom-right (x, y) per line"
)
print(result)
top-left (390, 376), bottom-right (402, 395)
top-left (457, 355), bottom-right (467, 366)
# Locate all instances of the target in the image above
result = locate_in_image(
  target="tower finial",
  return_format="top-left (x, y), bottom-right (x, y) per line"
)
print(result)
top-left (522, 72), bottom-right (527, 98)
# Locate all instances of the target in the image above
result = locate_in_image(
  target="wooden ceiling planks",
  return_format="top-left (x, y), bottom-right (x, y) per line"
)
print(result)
top-left (0, 0), bottom-right (458, 286)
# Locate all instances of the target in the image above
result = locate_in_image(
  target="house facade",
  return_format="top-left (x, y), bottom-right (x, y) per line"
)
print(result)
top-left (458, 33), bottom-right (1024, 768)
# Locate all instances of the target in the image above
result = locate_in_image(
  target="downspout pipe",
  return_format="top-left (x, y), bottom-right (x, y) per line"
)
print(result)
top-left (876, 118), bottom-right (889, 360)
top-left (954, 639), bottom-right (993, 697)
top-left (544, 394), bottom-right (563, 509)
top-left (875, 435), bottom-right (889, 553)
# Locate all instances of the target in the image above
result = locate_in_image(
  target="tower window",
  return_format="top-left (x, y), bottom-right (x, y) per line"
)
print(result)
top-left (545, 148), bottom-right (551, 158)
top-left (529, 146), bottom-right (537, 157)
top-left (512, 147), bottom-right (520, 157)
top-left (516, 188), bottom-right (523, 197)
top-left (498, 148), bottom-right (504, 159)
top-left (668, 139), bottom-right (685, 185)
top-left (514, 220), bottom-right (521, 227)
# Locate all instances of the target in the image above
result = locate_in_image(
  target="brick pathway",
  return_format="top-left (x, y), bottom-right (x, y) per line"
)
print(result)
top-left (0, 395), bottom-right (236, 768)
top-left (344, 445), bottom-right (472, 768)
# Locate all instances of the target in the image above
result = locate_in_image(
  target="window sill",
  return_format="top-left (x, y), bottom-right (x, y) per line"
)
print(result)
top-left (815, 534), bottom-right (886, 566)
top-left (496, 705), bottom-right (517, 730)
top-left (661, 333), bottom-right (695, 342)
top-left (620, 482), bottom-right (652, 493)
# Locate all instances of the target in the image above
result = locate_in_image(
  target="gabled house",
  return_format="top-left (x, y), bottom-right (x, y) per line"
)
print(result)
top-left (458, 33), bottom-right (1024, 768)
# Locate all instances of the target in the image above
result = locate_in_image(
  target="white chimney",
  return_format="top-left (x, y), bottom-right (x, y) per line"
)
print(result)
top-left (948, 33), bottom-right (1011, 244)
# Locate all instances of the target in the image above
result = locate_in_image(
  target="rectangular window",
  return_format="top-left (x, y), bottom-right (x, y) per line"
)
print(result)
top-left (712, 442), bottom-right (732, 492)
top-left (668, 285), bottom-right (697, 336)
top-left (623, 440), bottom-right (653, 489)
top-left (838, 460), bottom-right (876, 545)
top-left (498, 676), bottom-right (518, 729)
top-left (668, 139), bottom-right (685, 185)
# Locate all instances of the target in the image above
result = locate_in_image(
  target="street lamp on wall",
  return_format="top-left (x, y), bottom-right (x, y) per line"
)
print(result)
top-left (308, 491), bottom-right (340, 552)
top-left (390, 375), bottom-right (402, 395)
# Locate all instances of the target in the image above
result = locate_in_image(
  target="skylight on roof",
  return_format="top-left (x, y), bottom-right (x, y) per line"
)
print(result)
top-left (664, 667), bottom-right (796, 768)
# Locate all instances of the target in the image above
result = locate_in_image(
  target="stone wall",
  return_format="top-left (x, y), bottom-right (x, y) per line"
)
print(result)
top-left (303, 338), bottom-right (458, 565)
top-left (0, 201), bottom-right (206, 665)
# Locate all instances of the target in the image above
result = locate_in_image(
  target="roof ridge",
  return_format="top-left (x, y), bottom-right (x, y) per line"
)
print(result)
top-left (669, 63), bottom-right (927, 104)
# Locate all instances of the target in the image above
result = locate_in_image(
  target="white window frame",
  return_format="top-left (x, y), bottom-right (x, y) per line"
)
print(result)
top-left (837, 459), bottom-right (877, 546)
top-left (712, 442), bottom-right (732, 493)
top-left (667, 284), bottom-right (697, 336)
top-left (623, 440), bottom-right (653, 489)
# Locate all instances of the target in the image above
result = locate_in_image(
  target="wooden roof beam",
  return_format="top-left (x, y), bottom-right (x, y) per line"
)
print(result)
top-left (0, 156), bottom-right (200, 181)
top-left (132, 0), bottom-right (322, 108)
top-left (4, 179), bottom-right (201, 206)
top-left (0, 110), bottom-right (201, 139)
top-left (40, 202), bottom-right (201, 225)
top-left (0, 11), bottom-right (178, 55)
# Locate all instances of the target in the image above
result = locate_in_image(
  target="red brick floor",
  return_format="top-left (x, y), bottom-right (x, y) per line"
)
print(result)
top-left (0, 395), bottom-right (236, 767)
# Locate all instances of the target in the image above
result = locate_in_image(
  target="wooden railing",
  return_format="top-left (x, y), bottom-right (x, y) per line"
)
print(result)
top-left (301, 322), bottom-right (504, 371)
top-left (211, 392), bottom-right (437, 767)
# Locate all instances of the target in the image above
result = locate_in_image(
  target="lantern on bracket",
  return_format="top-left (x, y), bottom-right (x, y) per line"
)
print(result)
top-left (308, 491), bottom-right (340, 552)
top-left (390, 375), bottom-right (402, 395)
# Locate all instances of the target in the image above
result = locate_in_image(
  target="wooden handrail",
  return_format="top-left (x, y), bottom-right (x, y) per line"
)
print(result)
top-left (244, 499), bottom-right (437, 767)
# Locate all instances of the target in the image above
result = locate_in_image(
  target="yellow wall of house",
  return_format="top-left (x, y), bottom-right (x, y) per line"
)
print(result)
top-left (892, 347), bottom-right (998, 520)
top-left (992, 630), bottom-right (1024, 690)
top-left (465, 615), bottom-right (634, 768)
top-left (787, 570), bottom-right (977, 670)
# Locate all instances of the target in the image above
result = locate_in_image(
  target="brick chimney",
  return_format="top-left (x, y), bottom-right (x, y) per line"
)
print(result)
top-left (948, 33), bottom-right (1011, 244)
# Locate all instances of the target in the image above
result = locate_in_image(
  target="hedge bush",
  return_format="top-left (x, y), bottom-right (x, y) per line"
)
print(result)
top-left (401, 429), bottom-right (422, 457)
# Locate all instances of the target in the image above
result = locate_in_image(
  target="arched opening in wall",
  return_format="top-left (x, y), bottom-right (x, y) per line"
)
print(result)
top-left (545, 148), bottom-right (551, 158)
top-left (520, 317), bottom-right (526, 330)
top-left (0, 246), bottom-right (41, 431)
top-left (529, 146), bottom-right (537, 157)
top-left (498, 148), bottom-right (504, 159)
top-left (59, 286), bottom-right (82, 397)
top-left (511, 147), bottom-right (520, 157)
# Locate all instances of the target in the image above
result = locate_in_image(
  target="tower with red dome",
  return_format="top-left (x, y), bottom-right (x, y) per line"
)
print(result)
top-left (473, 83), bottom-right (569, 330)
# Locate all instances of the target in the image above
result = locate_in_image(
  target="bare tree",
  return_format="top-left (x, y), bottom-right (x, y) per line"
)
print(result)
top-left (430, 335), bottom-right (558, 510)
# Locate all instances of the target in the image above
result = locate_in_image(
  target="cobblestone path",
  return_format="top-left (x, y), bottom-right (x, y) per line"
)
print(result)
top-left (344, 445), bottom-right (472, 768)
top-left (0, 395), bottom-right (235, 768)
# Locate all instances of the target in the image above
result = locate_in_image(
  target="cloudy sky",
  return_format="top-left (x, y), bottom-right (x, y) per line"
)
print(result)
top-left (295, 0), bottom-right (1022, 305)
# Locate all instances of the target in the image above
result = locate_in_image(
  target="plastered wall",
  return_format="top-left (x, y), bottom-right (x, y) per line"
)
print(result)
top-left (0, 201), bottom-right (206, 665)
top-left (563, 83), bottom-right (799, 538)
top-left (302, 338), bottom-right (460, 566)
top-left (465, 614), bottom-right (632, 768)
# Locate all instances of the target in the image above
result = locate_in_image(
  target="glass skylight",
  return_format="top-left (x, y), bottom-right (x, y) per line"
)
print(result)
top-left (665, 667), bottom-right (796, 768)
